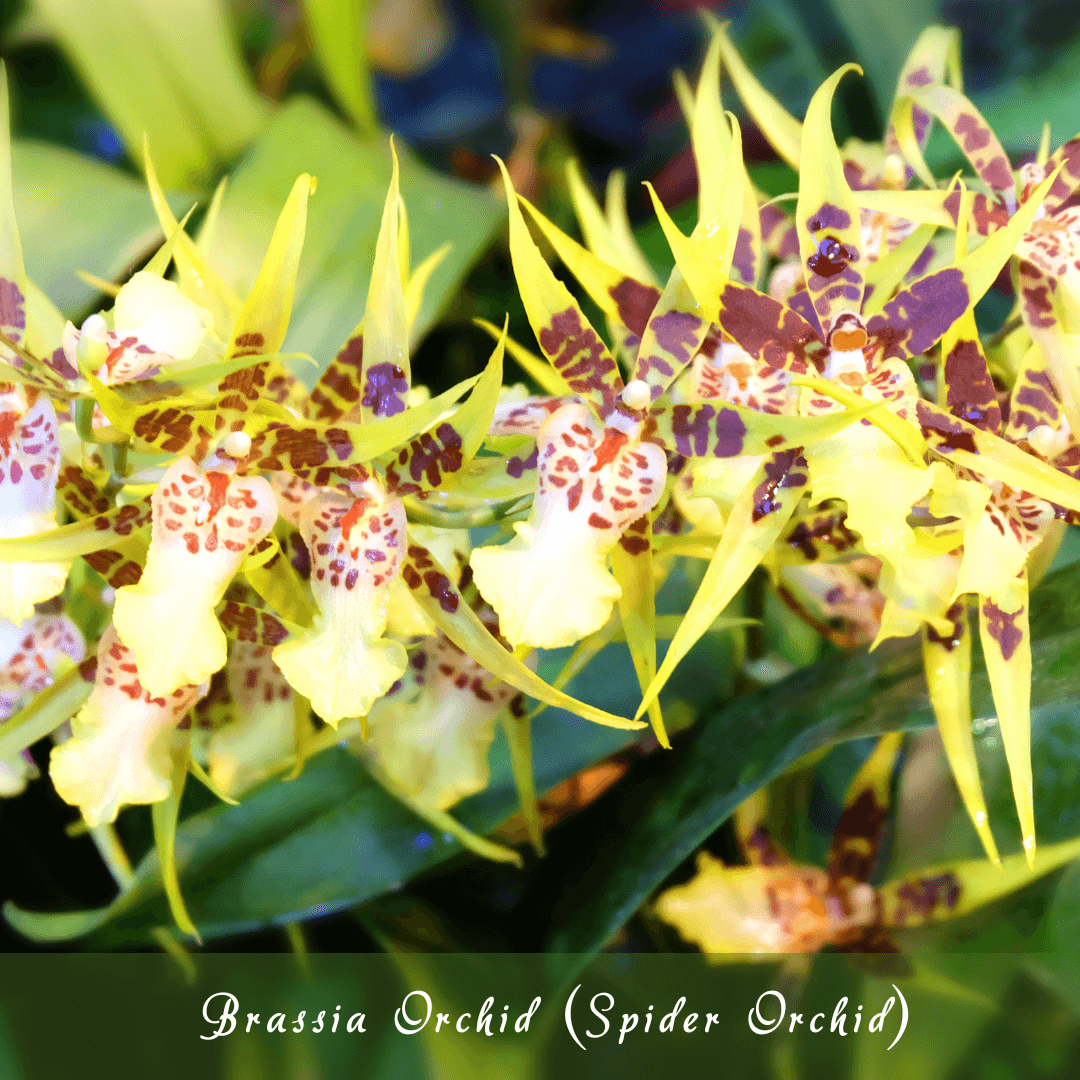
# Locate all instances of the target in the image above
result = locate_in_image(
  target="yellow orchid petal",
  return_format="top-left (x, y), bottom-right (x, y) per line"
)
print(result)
top-left (518, 191), bottom-right (661, 351)
top-left (358, 143), bottom-right (410, 421)
top-left (474, 318), bottom-right (572, 397)
top-left (628, 268), bottom-right (709, 398)
top-left (611, 514), bottom-right (666, 747)
top-left (978, 579), bottom-right (1035, 865)
top-left (227, 172), bottom-right (317, 360)
top-left (1016, 258), bottom-right (1080, 440)
top-left (0, 64), bottom-right (27, 350)
top-left (471, 401), bottom-right (666, 649)
top-left (49, 625), bottom-right (208, 826)
top-left (1043, 133), bottom-right (1080, 214)
top-left (880, 833), bottom-right (1080, 929)
top-left (882, 25), bottom-right (962, 161)
top-left (403, 242), bottom-right (450, 332)
top-left (917, 398), bottom-right (1080, 514)
top-left (921, 603), bottom-right (1001, 864)
top-left (636, 449), bottom-right (808, 720)
top-left (936, 185), bottom-right (1003, 431)
top-left (272, 487), bottom-right (407, 727)
top-left (495, 157), bottom-right (625, 421)
top-left (796, 64), bottom-right (866, 342)
top-left (709, 17), bottom-right (802, 170)
top-left (861, 223), bottom-right (939, 318)
top-left (716, 280), bottom-right (821, 370)
top-left (565, 160), bottom-right (657, 286)
top-left (1003, 345), bottom-right (1063, 445)
top-left (874, 544), bottom-right (963, 643)
top-left (804, 420), bottom-right (935, 572)
top-left (689, 26), bottom-right (729, 228)
top-left (854, 188), bottom-right (957, 229)
top-left (897, 86), bottom-right (1016, 209)
top-left (112, 457), bottom-right (277, 696)
top-left (0, 496), bottom-right (151, 564)
top-left (381, 333), bottom-right (504, 498)
top-left (143, 139), bottom-right (242, 337)
top-left (0, 389), bottom-right (70, 622)
top-left (386, 525), bottom-right (470, 638)
top-left (643, 113), bottom-right (743, 323)
top-left (826, 733), bottom-right (903, 891)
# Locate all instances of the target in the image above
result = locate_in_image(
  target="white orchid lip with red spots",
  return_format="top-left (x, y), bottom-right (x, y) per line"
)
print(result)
top-left (359, 631), bottom-right (519, 811)
top-left (273, 484), bottom-right (408, 726)
top-left (471, 400), bottom-right (666, 650)
top-left (112, 456), bottom-right (277, 697)
top-left (0, 386), bottom-right (69, 623)
top-left (49, 625), bottom-right (207, 826)
top-left (0, 609), bottom-right (85, 796)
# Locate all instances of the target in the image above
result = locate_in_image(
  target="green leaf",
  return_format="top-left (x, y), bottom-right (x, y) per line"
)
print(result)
top-left (302, 0), bottom-right (377, 136)
top-left (536, 558), bottom-right (1080, 976)
top-left (31, 0), bottom-right (267, 187)
top-left (200, 98), bottom-right (503, 387)
top-left (12, 140), bottom-right (184, 317)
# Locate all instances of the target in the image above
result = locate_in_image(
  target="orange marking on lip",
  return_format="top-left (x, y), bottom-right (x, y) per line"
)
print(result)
top-left (339, 497), bottom-right (371, 541)
top-left (205, 471), bottom-right (231, 522)
top-left (589, 427), bottom-right (628, 472)
top-left (831, 328), bottom-right (867, 351)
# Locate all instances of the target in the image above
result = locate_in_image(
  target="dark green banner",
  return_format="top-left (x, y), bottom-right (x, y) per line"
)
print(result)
top-left (2, 952), bottom-right (1078, 1079)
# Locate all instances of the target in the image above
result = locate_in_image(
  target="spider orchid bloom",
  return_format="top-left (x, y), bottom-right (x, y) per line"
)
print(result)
top-left (0, 609), bottom-right (84, 796)
top-left (50, 625), bottom-right (207, 826)
top-left (273, 482), bottom-right (408, 726)
top-left (0, 384), bottom-right (70, 623)
top-left (656, 736), bottom-right (1080, 958)
top-left (656, 739), bottom-right (902, 956)
top-left (354, 629), bottom-right (521, 811)
top-left (711, 20), bottom-right (968, 289)
top-left (472, 398), bottom-right (666, 649)
top-left (751, 62), bottom-right (1056, 589)
top-left (61, 271), bottom-right (216, 386)
top-left (207, 641), bottom-right (306, 797)
top-left (111, 456), bottom-right (276, 696)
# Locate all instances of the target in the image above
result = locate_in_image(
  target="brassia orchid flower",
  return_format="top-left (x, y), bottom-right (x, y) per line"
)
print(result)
top-left (351, 626), bottom-right (522, 812)
top-left (656, 736), bottom-right (1080, 956)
